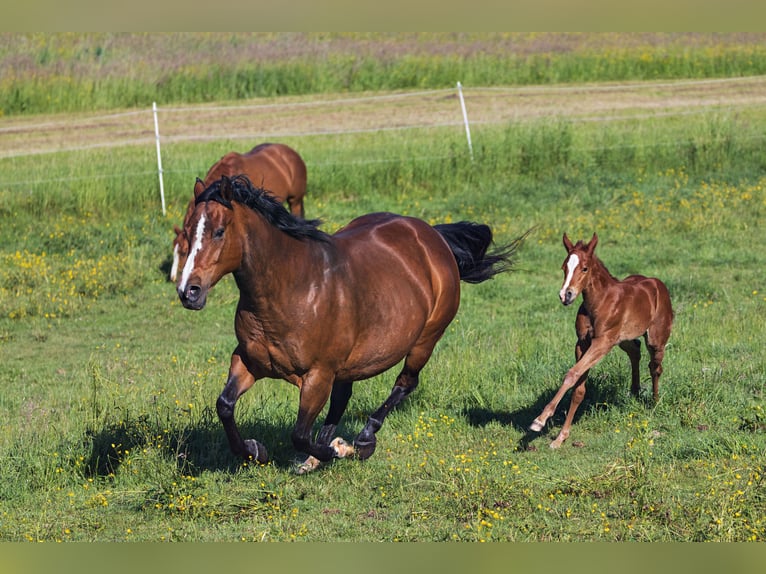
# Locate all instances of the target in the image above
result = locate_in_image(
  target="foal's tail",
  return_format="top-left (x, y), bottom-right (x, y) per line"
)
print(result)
top-left (434, 222), bottom-right (529, 284)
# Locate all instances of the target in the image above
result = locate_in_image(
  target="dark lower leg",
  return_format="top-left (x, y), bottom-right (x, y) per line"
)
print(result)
top-left (217, 382), bottom-right (267, 464)
top-left (354, 372), bottom-right (417, 460)
top-left (619, 339), bottom-right (642, 397)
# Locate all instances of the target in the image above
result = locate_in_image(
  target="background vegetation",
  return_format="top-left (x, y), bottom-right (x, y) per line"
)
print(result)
top-left (0, 33), bottom-right (764, 542)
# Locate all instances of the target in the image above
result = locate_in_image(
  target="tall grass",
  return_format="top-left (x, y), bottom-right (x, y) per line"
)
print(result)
top-left (3, 33), bottom-right (766, 116)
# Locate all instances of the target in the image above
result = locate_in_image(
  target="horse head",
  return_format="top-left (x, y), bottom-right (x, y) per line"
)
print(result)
top-left (176, 176), bottom-right (243, 310)
top-left (559, 232), bottom-right (598, 306)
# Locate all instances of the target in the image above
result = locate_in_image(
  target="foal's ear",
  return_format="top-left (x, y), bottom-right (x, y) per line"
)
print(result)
top-left (563, 233), bottom-right (574, 251)
top-left (588, 233), bottom-right (599, 252)
top-left (193, 178), bottom-right (205, 198)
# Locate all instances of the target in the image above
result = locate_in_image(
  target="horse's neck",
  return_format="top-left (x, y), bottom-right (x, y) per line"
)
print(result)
top-left (581, 257), bottom-right (617, 307)
top-left (233, 211), bottom-right (328, 307)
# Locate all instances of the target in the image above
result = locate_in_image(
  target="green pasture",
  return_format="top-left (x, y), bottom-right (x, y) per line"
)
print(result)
top-left (1, 106), bottom-right (764, 542)
top-left (1, 33), bottom-right (765, 542)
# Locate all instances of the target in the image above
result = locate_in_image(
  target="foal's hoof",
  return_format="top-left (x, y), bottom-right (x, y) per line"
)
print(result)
top-left (529, 418), bottom-right (545, 433)
top-left (353, 438), bottom-right (377, 461)
top-left (243, 439), bottom-right (269, 464)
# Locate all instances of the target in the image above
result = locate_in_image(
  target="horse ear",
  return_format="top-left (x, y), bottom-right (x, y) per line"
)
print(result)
top-left (563, 233), bottom-right (574, 251)
top-left (173, 225), bottom-right (182, 236)
top-left (220, 175), bottom-right (233, 202)
top-left (588, 233), bottom-right (599, 253)
top-left (193, 178), bottom-right (205, 198)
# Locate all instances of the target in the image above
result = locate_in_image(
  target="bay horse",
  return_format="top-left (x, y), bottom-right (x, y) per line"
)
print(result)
top-left (169, 142), bottom-right (307, 282)
top-left (529, 233), bottom-right (673, 449)
top-left (176, 174), bottom-right (525, 472)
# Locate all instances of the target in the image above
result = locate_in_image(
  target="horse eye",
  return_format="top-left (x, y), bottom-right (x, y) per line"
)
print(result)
top-left (582, 266), bottom-right (588, 273)
top-left (214, 227), bottom-right (225, 239)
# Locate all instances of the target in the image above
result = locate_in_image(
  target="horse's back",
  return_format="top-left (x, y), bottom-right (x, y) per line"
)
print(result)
top-left (327, 213), bottom-right (462, 379)
top-left (334, 212), bottom-right (461, 300)
top-left (621, 274), bottom-right (673, 333)
top-left (205, 144), bottom-right (306, 201)
top-left (243, 143), bottom-right (307, 198)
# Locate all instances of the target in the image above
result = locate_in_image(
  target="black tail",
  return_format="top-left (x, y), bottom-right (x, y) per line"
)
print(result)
top-left (434, 222), bottom-right (529, 284)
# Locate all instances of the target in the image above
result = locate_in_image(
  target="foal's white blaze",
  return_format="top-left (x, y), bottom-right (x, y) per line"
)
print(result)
top-left (179, 213), bottom-right (206, 294)
top-left (170, 243), bottom-right (180, 282)
top-left (559, 253), bottom-right (580, 303)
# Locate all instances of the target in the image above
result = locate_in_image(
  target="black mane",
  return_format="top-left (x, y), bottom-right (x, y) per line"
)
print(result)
top-left (196, 175), bottom-right (329, 242)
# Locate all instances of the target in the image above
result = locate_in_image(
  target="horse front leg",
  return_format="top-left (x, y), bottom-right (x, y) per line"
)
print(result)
top-left (298, 381), bottom-right (355, 474)
top-left (216, 350), bottom-right (268, 463)
top-left (293, 371), bottom-right (357, 474)
top-left (530, 337), bottom-right (613, 447)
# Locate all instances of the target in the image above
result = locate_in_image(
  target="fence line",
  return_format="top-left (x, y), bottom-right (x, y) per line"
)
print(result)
top-left (3, 77), bottom-right (766, 204)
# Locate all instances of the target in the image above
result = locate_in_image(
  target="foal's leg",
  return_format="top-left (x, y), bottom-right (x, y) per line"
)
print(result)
top-left (217, 350), bottom-right (266, 463)
top-left (619, 339), bottom-right (642, 398)
top-left (530, 337), bottom-right (614, 439)
top-left (644, 335), bottom-right (667, 403)
top-left (549, 334), bottom-right (591, 449)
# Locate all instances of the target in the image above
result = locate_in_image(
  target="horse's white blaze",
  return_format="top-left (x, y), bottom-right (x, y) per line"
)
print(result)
top-left (170, 243), bottom-right (180, 282)
top-left (560, 253), bottom-right (580, 302)
top-left (179, 213), bottom-right (206, 293)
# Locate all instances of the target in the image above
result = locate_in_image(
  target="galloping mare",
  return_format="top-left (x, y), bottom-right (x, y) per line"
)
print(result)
top-left (529, 233), bottom-right (673, 448)
top-left (169, 142), bottom-right (307, 281)
top-left (176, 175), bottom-right (527, 472)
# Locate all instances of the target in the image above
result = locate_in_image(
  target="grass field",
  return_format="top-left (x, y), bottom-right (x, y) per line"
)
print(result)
top-left (0, 33), bottom-right (765, 542)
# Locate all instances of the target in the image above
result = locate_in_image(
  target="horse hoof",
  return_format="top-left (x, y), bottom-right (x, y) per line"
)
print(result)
top-left (243, 439), bottom-right (269, 464)
top-left (529, 419), bottom-right (544, 432)
top-left (296, 456), bottom-right (322, 475)
top-left (330, 437), bottom-right (355, 459)
top-left (353, 439), bottom-right (376, 461)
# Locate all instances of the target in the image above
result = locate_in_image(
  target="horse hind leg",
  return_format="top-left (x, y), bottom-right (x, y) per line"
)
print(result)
top-left (619, 339), bottom-right (642, 398)
top-left (354, 367), bottom-right (420, 461)
top-left (645, 315), bottom-right (672, 403)
top-left (644, 338), bottom-right (666, 403)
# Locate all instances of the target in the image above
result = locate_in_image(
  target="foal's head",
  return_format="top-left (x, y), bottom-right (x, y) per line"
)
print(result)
top-left (559, 233), bottom-right (598, 306)
top-left (176, 176), bottom-right (245, 310)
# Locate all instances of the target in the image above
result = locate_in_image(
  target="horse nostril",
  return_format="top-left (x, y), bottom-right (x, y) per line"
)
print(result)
top-left (186, 284), bottom-right (201, 302)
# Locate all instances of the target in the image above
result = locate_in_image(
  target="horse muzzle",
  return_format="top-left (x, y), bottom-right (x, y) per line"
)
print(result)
top-left (560, 288), bottom-right (577, 306)
top-left (178, 283), bottom-right (208, 310)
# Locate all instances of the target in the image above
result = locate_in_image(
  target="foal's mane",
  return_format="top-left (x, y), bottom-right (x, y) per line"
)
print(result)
top-left (196, 175), bottom-right (329, 242)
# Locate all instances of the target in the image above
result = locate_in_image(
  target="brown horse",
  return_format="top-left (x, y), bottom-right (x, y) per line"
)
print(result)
top-left (529, 233), bottom-right (673, 448)
top-left (169, 142), bottom-right (307, 281)
top-left (176, 175), bottom-right (525, 471)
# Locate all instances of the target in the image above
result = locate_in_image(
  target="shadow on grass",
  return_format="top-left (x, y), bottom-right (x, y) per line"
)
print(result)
top-left (83, 403), bottom-right (374, 478)
top-left (463, 371), bottom-right (646, 450)
top-left (83, 408), bottom-right (311, 478)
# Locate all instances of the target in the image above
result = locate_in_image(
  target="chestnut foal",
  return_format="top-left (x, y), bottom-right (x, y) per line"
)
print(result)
top-left (530, 233), bottom-right (673, 448)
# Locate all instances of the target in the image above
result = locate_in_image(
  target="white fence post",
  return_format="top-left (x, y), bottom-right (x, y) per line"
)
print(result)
top-left (457, 81), bottom-right (474, 161)
top-left (152, 101), bottom-right (166, 216)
